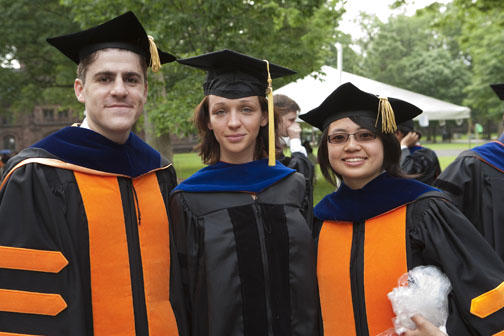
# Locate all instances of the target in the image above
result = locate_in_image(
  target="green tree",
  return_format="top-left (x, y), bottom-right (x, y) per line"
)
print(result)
top-left (0, 0), bottom-right (81, 119)
top-left (324, 31), bottom-right (363, 75)
top-left (392, 0), bottom-right (504, 136)
top-left (442, 1), bottom-right (504, 136)
top-left (357, 8), bottom-right (471, 106)
top-left (1, 0), bottom-right (345, 158)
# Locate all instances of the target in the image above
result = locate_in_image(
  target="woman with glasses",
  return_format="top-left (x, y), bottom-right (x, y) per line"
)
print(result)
top-left (300, 82), bottom-right (504, 336)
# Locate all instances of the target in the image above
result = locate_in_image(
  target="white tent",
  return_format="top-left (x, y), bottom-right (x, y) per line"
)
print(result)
top-left (276, 66), bottom-right (470, 123)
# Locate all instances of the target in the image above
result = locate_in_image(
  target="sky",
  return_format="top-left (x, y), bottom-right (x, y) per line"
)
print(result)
top-left (338, 0), bottom-right (451, 39)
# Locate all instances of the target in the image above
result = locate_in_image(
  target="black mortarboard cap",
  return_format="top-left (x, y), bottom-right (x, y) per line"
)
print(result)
top-left (178, 49), bottom-right (295, 166)
top-left (299, 82), bottom-right (422, 133)
top-left (176, 49), bottom-right (295, 98)
top-left (47, 11), bottom-right (176, 71)
top-left (490, 83), bottom-right (504, 101)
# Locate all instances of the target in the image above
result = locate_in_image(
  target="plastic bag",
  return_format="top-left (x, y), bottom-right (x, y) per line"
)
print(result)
top-left (378, 265), bottom-right (451, 335)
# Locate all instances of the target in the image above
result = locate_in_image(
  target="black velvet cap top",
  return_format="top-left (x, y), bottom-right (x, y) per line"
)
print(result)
top-left (299, 82), bottom-right (423, 132)
top-left (177, 49), bottom-right (295, 98)
top-left (46, 11), bottom-right (176, 68)
top-left (491, 83), bottom-right (504, 101)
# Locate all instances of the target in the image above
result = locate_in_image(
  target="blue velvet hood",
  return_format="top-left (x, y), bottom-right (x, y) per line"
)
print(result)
top-left (173, 159), bottom-right (295, 193)
top-left (31, 126), bottom-right (161, 177)
top-left (314, 172), bottom-right (438, 222)
top-left (471, 135), bottom-right (504, 173)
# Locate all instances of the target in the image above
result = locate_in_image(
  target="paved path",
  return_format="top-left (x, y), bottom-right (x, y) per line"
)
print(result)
top-left (435, 149), bottom-right (465, 157)
top-left (431, 139), bottom-right (487, 157)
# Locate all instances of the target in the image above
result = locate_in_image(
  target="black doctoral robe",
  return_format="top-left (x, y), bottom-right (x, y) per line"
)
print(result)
top-left (434, 136), bottom-right (504, 261)
top-left (0, 126), bottom-right (178, 335)
top-left (169, 159), bottom-right (319, 336)
top-left (400, 145), bottom-right (441, 185)
top-left (314, 173), bottom-right (504, 336)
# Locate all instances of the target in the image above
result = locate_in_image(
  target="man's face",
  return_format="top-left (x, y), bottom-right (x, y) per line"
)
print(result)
top-left (74, 49), bottom-right (148, 144)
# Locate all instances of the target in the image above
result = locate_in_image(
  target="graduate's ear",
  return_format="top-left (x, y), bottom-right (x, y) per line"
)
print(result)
top-left (260, 109), bottom-right (268, 127)
top-left (74, 79), bottom-right (85, 103)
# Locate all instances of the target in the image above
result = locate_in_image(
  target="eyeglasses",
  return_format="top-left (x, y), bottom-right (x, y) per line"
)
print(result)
top-left (327, 131), bottom-right (377, 144)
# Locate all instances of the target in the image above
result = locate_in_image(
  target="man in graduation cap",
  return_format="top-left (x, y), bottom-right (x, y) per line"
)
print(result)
top-left (395, 119), bottom-right (441, 185)
top-left (435, 83), bottom-right (504, 261)
top-left (0, 11), bottom-right (179, 335)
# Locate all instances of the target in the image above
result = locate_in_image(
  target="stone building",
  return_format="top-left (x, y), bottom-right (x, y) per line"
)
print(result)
top-left (0, 106), bottom-right (80, 154)
top-left (0, 106), bottom-right (197, 155)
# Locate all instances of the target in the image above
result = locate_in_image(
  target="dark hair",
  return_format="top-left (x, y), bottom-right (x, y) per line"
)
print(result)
top-left (77, 49), bottom-right (148, 84)
top-left (317, 115), bottom-right (404, 186)
top-left (273, 94), bottom-right (300, 116)
top-left (193, 95), bottom-right (281, 165)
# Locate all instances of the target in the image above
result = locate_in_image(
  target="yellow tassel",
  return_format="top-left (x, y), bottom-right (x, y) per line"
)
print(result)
top-left (376, 97), bottom-right (397, 133)
top-left (264, 60), bottom-right (275, 166)
top-left (148, 35), bottom-right (161, 72)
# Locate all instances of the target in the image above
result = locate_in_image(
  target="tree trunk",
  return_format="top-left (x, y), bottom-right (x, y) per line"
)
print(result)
top-left (485, 119), bottom-right (492, 140)
top-left (153, 133), bottom-right (173, 161)
top-left (142, 72), bottom-right (173, 161)
top-left (143, 108), bottom-right (155, 145)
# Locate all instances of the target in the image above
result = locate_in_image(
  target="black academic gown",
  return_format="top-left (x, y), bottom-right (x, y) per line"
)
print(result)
top-left (279, 151), bottom-right (315, 208)
top-left (434, 137), bottom-right (504, 261)
top-left (169, 160), bottom-right (319, 336)
top-left (0, 127), bottom-right (178, 335)
top-left (314, 173), bottom-right (504, 336)
top-left (400, 145), bottom-right (441, 185)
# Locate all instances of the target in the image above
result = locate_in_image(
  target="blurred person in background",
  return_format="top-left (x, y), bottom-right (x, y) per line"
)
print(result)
top-left (395, 120), bottom-right (441, 185)
top-left (435, 83), bottom-right (504, 261)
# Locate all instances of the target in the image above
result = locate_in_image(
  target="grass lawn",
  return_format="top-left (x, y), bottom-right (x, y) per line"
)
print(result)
top-left (172, 141), bottom-right (471, 205)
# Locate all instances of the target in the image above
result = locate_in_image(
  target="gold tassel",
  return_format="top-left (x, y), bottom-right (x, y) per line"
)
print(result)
top-left (264, 60), bottom-right (275, 166)
top-left (148, 35), bottom-right (161, 72)
top-left (376, 97), bottom-right (397, 133)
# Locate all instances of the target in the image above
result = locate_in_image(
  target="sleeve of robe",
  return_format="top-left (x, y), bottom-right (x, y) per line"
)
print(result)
top-left (285, 152), bottom-right (315, 184)
top-left (169, 192), bottom-right (203, 336)
top-left (434, 154), bottom-right (475, 209)
top-left (284, 153), bottom-right (315, 223)
top-left (0, 162), bottom-right (92, 335)
top-left (400, 148), bottom-right (441, 185)
top-left (407, 194), bottom-right (504, 335)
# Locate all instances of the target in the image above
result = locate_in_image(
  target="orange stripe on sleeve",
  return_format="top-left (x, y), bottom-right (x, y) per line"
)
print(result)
top-left (471, 281), bottom-right (504, 318)
top-left (493, 330), bottom-right (504, 336)
top-left (0, 288), bottom-right (66, 316)
top-left (364, 206), bottom-right (408, 336)
top-left (317, 220), bottom-right (356, 336)
top-left (74, 172), bottom-right (136, 335)
top-left (0, 332), bottom-right (42, 336)
top-left (0, 246), bottom-right (68, 273)
top-left (133, 173), bottom-right (178, 335)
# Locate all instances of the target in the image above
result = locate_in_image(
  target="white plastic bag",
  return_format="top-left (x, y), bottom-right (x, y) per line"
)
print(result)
top-left (383, 265), bottom-right (451, 335)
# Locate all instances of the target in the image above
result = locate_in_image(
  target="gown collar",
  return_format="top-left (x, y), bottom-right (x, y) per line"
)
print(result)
top-left (174, 159), bottom-right (295, 193)
top-left (31, 126), bottom-right (161, 177)
top-left (314, 172), bottom-right (437, 222)
top-left (471, 137), bottom-right (504, 173)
